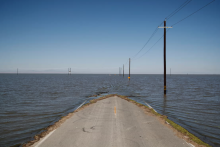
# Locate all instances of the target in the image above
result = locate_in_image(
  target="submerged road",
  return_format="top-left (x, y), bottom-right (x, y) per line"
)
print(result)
top-left (33, 96), bottom-right (190, 147)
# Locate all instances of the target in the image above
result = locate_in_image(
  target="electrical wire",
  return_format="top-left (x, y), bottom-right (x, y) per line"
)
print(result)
top-left (131, 21), bottom-right (164, 59)
top-left (131, 1), bottom-right (192, 60)
top-left (166, 0), bottom-right (192, 20)
top-left (166, 0), bottom-right (189, 19)
top-left (122, 0), bottom-right (214, 66)
top-left (171, 0), bottom-right (215, 27)
top-left (133, 29), bottom-right (171, 60)
top-left (132, 0), bottom-right (215, 61)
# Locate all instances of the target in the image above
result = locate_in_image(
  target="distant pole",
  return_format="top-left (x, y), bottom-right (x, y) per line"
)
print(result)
top-left (128, 58), bottom-right (130, 80)
top-left (158, 20), bottom-right (172, 95)
top-left (170, 68), bottom-right (171, 76)
top-left (123, 64), bottom-right (124, 78)
top-left (68, 68), bottom-right (71, 75)
top-left (119, 67), bottom-right (120, 76)
top-left (17, 68), bottom-right (18, 75)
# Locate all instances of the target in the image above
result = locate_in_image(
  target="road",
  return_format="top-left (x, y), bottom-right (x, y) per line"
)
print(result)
top-left (32, 96), bottom-right (190, 147)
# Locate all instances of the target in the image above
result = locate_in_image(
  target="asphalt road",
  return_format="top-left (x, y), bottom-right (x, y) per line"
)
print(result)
top-left (33, 96), bottom-right (190, 147)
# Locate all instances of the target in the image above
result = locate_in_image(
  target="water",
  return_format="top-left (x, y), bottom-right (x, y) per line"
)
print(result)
top-left (0, 74), bottom-right (219, 147)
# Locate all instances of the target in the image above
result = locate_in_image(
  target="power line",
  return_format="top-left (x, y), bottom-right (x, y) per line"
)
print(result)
top-left (166, 0), bottom-right (190, 19)
top-left (131, 21), bottom-right (164, 59)
top-left (131, 1), bottom-right (193, 60)
top-left (133, 0), bottom-right (215, 60)
top-left (123, 0), bottom-right (214, 67)
top-left (166, 0), bottom-right (192, 20)
top-left (133, 29), bottom-right (171, 60)
top-left (171, 0), bottom-right (215, 27)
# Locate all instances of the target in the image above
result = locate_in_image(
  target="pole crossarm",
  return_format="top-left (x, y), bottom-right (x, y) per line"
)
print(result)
top-left (158, 27), bottom-right (173, 28)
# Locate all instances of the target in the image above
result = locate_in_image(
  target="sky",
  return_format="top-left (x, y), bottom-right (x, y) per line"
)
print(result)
top-left (0, 0), bottom-right (219, 74)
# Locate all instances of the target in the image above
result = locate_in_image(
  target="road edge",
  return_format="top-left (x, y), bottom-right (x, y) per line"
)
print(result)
top-left (22, 94), bottom-right (211, 147)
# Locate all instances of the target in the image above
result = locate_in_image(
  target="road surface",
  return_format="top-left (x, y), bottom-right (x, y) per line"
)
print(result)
top-left (32, 96), bottom-right (190, 147)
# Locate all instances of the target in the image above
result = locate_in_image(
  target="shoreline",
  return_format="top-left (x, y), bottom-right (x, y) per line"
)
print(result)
top-left (22, 94), bottom-right (211, 147)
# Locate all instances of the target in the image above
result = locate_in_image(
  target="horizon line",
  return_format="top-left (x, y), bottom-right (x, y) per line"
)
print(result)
top-left (0, 73), bottom-right (219, 75)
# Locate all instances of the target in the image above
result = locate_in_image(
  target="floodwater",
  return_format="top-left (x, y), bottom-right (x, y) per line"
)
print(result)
top-left (0, 74), bottom-right (219, 147)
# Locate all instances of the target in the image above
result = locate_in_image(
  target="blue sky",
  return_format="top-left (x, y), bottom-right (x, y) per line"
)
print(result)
top-left (0, 0), bottom-right (219, 74)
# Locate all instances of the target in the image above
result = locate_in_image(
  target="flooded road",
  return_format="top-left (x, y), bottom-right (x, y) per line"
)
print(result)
top-left (0, 74), bottom-right (219, 147)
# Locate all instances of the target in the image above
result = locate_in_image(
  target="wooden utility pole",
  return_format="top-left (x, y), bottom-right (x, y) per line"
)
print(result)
top-left (158, 20), bottom-right (172, 95)
top-left (164, 20), bottom-right (166, 94)
top-left (123, 64), bottom-right (124, 77)
top-left (128, 58), bottom-right (130, 80)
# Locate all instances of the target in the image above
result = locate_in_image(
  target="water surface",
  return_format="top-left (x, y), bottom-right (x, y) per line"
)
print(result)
top-left (0, 74), bottom-right (219, 147)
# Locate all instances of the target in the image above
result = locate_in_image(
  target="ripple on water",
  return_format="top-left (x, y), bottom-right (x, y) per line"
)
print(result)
top-left (0, 74), bottom-right (220, 147)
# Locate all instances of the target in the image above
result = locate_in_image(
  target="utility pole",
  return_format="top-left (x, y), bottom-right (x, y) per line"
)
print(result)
top-left (164, 20), bottom-right (167, 94)
top-left (68, 68), bottom-right (71, 75)
top-left (123, 64), bottom-right (124, 78)
top-left (170, 68), bottom-right (171, 76)
top-left (158, 20), bottom-right (172, 95)
top-left (17, 68), bottom-right (18, 75)
top-left (119, 67), bottom-right (120, 76)
top-left (128, 58), bottom-right (130, 80)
